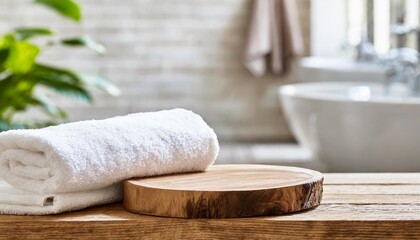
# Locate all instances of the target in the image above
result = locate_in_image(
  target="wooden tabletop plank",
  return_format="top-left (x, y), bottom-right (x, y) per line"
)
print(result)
top-left (322, 194), bottom-right (420, 204)
top-left (324, 185), bottom-right (420, 195)
top-left (1, 201), bottom-right (419, 222)
top-left (324, 173), bottom-right (420, 184)
top-left (1, 216), bottom-right (419, 239)
top-left (268, 204), bottom-right (420, 221)
top-left (0, 204), bottom-right (419, 239)
top-left (1, 173), bottom-right (420, 239)
top-left (1, 203), bottom-right (418, 222)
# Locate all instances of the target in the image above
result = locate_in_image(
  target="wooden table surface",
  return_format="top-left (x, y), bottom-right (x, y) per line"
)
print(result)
top-left (1, 173), bottom-right (419, 239)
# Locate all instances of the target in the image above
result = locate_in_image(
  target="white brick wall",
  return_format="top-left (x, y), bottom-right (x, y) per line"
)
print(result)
top-left (0, 0), bottom-right (310, 141)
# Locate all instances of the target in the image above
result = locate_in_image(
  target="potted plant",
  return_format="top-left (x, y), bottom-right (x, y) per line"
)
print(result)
top-left (0, 0), bottom-right (120, 132)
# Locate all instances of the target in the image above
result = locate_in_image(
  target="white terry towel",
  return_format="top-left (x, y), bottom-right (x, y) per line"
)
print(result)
top-left (0, 180), bottom-right (121, 215)
top-left (0, 108), bottom-right (219, 215)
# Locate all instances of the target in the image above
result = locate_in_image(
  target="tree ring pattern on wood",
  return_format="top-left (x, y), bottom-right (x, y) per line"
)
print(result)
top-left (123, 164), bottom-right (323, 218)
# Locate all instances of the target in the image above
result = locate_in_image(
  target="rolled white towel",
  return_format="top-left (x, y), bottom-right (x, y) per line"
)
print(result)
top-left (0, 109), bottom-right (219, 214)
top-left (0, 180), bottom-right (121, 215)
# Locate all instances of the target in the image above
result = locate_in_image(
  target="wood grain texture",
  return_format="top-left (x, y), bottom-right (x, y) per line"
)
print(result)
top-left (0, 173), bottom-right (419, 239)
top-left (123, 165), bottom-right (323, 218)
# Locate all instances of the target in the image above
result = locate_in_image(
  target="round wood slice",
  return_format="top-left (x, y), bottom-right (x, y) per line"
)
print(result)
top-left (123, 164), bottom-right (323, 218)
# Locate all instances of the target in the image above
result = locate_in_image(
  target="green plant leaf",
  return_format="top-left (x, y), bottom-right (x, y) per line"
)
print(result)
top-left (4, 79), bottom-right (36, 111)
top-left (15, 27), bottom-right (53, 40)
top-left (0, 120), bottom-right (10, 132)
top-left (0, 120), bottom-right (30, 132)
top-left (34, 0), bottom-right (81, 22)
top-left (33, 64), bottom-right (82, 85)
top-left (0, 75), bottom-right (14, 104)
top-left (61, 36), bottom-right (106, 54)
top-left (0, 34), bottom-right (15, 49)
top-left (27, 64), bottom-right (92, 103)
top-left (29, 67), bottom-right (93, 103)
top-left (0, 75), bottom-right (37, 124)
top-left (0, 49), bottom-right (10, 72)
top-left (78, 74), bottom-right (120, 96)
top-left (32, 121), bottom-right (58, 129)
top-left (29, 96), bottom-right (67, 118)
top-left (0, 35), bottom-right (14, 72)
top-left (6, 42), bottom-right (39, 74)
top-left (39, 79), bottom-right (93, 103)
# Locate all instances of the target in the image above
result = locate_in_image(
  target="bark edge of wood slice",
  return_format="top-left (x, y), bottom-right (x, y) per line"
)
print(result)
top-left (123, 164), bottom-right (323, 218)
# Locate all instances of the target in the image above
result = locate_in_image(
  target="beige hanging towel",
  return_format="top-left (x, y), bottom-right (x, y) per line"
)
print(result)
top-left (243, 0), bottom-right (304, 77)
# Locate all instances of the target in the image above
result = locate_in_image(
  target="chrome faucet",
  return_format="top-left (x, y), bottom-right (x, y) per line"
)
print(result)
top-left (351, 37), bottom-right (420, 96)
top-left (380, 48), bottom-right (420, 96)
top-left (355, 37), bottom-right (378, 62)
top-left (342, 36), bottom-right (378, 62)
top-left (390, 24), bottom-right (420, 49)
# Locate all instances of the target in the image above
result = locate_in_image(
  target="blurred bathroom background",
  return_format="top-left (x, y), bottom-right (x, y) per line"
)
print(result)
top-left (2, 0), bottom-right (420, 172)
